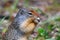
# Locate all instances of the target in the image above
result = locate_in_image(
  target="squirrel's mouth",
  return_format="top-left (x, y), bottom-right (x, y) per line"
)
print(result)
top-left (20, 17), bottom-right (40, 33)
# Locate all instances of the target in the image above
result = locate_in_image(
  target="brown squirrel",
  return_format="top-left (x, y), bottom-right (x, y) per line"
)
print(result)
top-left (2, 8), bottom-right (40, 40)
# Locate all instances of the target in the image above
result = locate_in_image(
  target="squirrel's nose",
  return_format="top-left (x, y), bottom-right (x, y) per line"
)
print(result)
top-left (34, 17), bottom-right (40, 23)
top-left (37, 18), bottom-right (40, 22)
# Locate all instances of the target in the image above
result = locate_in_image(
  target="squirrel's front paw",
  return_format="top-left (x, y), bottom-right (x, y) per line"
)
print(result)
top-left (24, 22), bottom-right (35, 33)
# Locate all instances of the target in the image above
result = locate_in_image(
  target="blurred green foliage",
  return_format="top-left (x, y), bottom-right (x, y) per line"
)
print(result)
top-left (38, 28), bottom-right (49, 39)
top-left (56, 35), bottom-right (60, 40)
top-left (0, 17), bottom-right (6, 25)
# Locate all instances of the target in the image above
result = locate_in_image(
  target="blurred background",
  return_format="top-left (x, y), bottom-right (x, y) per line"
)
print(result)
top-left (0, 0), bottom-right (60, 40)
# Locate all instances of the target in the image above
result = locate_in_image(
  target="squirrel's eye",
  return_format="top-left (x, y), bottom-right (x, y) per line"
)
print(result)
top-left (28, 12), bottom-right (32, 15)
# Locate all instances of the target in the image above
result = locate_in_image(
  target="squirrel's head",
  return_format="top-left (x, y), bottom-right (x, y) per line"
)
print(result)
top-left (12, 8), bottom-right (40, 33)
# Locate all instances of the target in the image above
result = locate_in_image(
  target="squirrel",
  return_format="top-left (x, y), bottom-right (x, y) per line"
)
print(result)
top-left (2, 8), bottom-right (40, 40)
